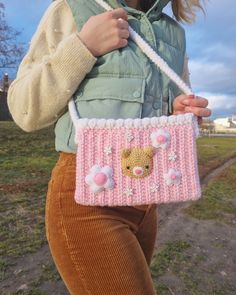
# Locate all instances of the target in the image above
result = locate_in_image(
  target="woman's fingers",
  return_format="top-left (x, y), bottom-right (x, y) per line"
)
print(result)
top-left (173, 94), bottom-right (212, 118)
top-left (185, 106), bottom-right (211, 117)
top-left (119, 28), bottom-right (130, 39)
top-left (190, 96), bottom-right (208, 108)
top-left (78, 8), bottom-right (130, 56)
top-left (117, 18), bottom-right (129, 38)
top-left (182, 96), bottom-right (208, 108)
top-left (109, 8), bottom-right (128, 21)
top-left (172, 110), bottom-right (183, 115)
top-left (117, 17), bottom-right (129, 29)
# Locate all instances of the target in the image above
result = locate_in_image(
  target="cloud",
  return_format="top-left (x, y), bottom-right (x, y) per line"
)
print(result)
top-left (196, 92), bottom-right (236, 118)
top-left (189, 59), bottom-right (236, 95)
top-left (186, 0), bottom-right (236, 121)
top-left (185, 0), bottom-right (236, 45)
top-left (203, 43), bottom-right (235, 60)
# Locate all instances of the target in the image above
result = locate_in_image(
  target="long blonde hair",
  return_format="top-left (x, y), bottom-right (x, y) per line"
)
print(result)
top-left (140, 0), bottom-right (204, 24)
top-left (171, 0), bottom-right (204, 23)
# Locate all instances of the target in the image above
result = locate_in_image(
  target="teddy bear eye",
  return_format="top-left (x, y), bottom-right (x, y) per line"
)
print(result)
top-left (126, 166), bottom-right (130, 170)
top-left (145, 165), bottom-right (149, 169)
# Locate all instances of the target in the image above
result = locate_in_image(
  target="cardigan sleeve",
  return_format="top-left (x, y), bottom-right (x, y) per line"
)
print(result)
top-left (7, 0), bottom-right (97, 132)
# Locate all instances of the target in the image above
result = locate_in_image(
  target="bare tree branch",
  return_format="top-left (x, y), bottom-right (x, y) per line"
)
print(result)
top-left (0, 2), bottom-right (25, 74)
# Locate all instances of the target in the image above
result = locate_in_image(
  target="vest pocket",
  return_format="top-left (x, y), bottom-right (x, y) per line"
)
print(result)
top-left (74, 76), bottom-right (146, 119)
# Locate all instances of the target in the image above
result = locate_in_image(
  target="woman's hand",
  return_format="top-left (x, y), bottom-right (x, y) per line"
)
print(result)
top-left (77, 8), bottom-right (129, 57)
top-left (173, 94), bottom-right (211, 124)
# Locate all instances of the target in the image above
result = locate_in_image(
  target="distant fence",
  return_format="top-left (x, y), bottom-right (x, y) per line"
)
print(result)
top-left (200, 130), bottom-right (236, 138)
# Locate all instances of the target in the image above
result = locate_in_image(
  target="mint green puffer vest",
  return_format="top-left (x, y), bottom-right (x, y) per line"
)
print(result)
top-left (55, 0), bottom-right (186, 153)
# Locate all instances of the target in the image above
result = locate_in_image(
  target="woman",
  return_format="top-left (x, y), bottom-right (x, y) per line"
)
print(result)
top-left (7, 0), bottom-right (211, 294)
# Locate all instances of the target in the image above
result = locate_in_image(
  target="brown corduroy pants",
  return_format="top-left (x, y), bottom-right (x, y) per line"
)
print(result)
top-left (45, 152), bottom-right (158, 295)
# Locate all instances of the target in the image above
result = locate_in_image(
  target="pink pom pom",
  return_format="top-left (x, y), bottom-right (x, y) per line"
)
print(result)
top-left (171, 173), bottom-right (177, 180)
top-left (93, 172), bottom-right (108, 186)
top-left (156, 135), bottom-right (166, 143)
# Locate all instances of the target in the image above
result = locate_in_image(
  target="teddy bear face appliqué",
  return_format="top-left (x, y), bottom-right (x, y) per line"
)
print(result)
top-left (121, 146), bottom-right (155, 179)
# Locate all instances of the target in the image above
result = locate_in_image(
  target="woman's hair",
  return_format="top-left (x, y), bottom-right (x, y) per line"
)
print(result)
top-left (140, 0), bottom-right (204, 23)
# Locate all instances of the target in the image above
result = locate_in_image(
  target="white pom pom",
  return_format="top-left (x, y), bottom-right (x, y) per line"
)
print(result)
top-left (88, 118), bottom-right (98, 128)
top-left (116, 119), bottom-right (124, 128)
top-left (106, 119), bottom-right (115, 128)
top-left (142, 117), bottom-right (151, 128)
top-left (78, 118), bottom-right (89, 128)
top-left (151, 117), bottom-right (158, 127)
top-left (124, 119), bottom-right (134, 128)
top-left (133, 118), bottom-right (141, 128)
top-left (97, 119), bottom-right (106, 128)
top-left (159, 116), bottom-right (168, 125)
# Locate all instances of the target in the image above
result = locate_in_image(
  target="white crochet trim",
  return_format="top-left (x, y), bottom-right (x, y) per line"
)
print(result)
top-left (68, 99), bottom-right (198, 132)
top-left (76, 114), bottom-right (196, 128)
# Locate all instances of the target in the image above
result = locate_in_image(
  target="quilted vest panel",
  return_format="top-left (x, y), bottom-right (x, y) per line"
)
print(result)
top-left (55, 0), bottom-right (186, 153)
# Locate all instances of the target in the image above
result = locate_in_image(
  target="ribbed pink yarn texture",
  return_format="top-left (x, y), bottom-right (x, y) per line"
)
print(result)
top-left (73, 114), bottom-right (201, 206)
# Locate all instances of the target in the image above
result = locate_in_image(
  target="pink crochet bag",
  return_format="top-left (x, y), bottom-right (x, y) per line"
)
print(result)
top-left (68, 0), bottom-right (201, 206)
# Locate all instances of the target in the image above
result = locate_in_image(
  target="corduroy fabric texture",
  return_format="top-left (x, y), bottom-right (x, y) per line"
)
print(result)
top-left (45, 152), bottom-right (158, 295)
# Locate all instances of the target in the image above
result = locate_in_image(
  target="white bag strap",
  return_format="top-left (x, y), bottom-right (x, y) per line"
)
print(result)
top-left (69, 0), bottom-right (194, 124)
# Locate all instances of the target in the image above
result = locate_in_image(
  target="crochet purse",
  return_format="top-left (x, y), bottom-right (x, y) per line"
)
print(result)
top-left (68, 0), bottom-right (201, 206)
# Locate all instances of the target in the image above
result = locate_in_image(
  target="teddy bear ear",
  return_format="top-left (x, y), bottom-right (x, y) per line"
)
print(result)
top-left (121, 148), bottom-right (132, 158)
top-left (144, 146), bottom-right (156, 157)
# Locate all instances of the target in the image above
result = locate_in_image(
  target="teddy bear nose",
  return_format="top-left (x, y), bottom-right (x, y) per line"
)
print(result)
top-left (133, 167), bottom-right (144, 176)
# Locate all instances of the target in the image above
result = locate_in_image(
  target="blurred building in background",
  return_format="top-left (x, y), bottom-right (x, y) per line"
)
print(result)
top-left (214, 116), bottom-right (236, 134)
top-left (0, 73), bottom-right (12, 121)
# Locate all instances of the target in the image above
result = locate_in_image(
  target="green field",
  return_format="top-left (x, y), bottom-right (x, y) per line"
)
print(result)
top-left (0, 121), bottom-right (236, 294)
top-left (197, 136), bottom-right (236, 178)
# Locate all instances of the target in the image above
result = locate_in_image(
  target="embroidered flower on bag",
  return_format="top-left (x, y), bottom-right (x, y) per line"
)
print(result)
top-left (168, 151), bottom-right (177, 161)
top-left (164, 168), bottom-right (181, 186)
top-left (85, 165), bottom-right (114, 193)
top-left (149, 183), bottom-right (159, 193)
top-left (124, 187), bottom-right (134, 197)
top-left (150, 129), bottom-right (170, 149)
top-left (126, 131), bottom-right (134, 142)
top-left (104, 146), bottom-right (112, 155)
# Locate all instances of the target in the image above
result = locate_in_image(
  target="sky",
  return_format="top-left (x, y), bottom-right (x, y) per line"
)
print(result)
top-left (2, 0), bottom-right (236, 119)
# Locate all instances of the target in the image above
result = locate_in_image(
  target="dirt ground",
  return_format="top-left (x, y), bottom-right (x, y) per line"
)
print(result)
top-left (1, 158), bottom-right (236, 295)
top-left (155, 203), bottom-right (236, 294)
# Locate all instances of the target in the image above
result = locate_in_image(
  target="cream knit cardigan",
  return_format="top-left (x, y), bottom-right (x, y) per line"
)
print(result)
top-left (7, 0), bottom-right (191, 132)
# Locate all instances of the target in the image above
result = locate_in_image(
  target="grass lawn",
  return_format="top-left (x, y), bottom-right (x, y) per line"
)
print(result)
top-left (184, 163), bottom-right (236, 224)
top-left (0, 122), bottom-right (57, 264)
top-left (0, 121), bottom-right (236, 294)
top-left (197, 136), bottom-right (236, 178)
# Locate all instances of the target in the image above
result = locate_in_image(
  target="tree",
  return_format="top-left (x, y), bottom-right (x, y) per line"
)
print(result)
top-left (0, 2), bottom-right (24, 76)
